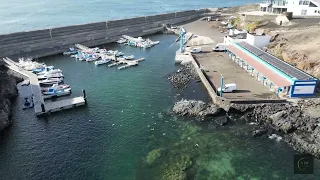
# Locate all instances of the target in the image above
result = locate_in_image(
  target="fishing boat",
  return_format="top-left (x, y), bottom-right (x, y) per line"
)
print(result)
top-left (37, 72), bottom-right (64, 80)
top-left (32, 66), bottom-right (54, 74)
top-left (43, 88), bottom-right (72, 99)
top-left (39, 78), bottom-right (64, 85)
top-left (36, 69), bottom-right (62, 75)
top-left (124, 55), bottom-right (134, 60)
top-left (116, 52), bottom-right (124, 57)
top-left (41, 84), bottom-right (70, 92)
top-left (117, 38), bottom-right (127, 44)
top-left (63, 47), bottom-right (77, 55)
top-left (107, 50), bottom-right (118, 56)
top-left (95, 59), bottom-right (111, 65)
top-left (86, 55), bottom-right (100, 62)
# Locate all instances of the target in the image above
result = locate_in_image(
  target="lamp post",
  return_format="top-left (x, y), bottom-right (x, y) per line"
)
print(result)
top-left (179, 27), bottom-right (186, 53)
top-left (220, 74), bottom-right (224, 97)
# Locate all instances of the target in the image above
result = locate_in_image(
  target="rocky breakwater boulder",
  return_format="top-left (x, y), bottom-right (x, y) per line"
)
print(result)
top-left (167, 63), bottom-right (200, 90)
top-left (229, 100), bottom-right (320, 158)
top-left (0, 65), bottom-right (22, 132)
top-left (172, 99), bottom-right (227, 125)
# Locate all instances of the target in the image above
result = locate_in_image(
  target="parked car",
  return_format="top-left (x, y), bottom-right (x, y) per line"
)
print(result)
top-left (217, 83), bottom-right (237, 93)
top-left (213, 43), bottom-right (226, 52)
top-left (190, 47), bottom-right (202, 53)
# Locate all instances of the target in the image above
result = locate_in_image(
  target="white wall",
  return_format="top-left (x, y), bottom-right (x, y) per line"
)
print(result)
top-left (292, 85), bottom-right (315, 94)
top-left (286, 0), bottom-right (320, 15)
top-left (246, 33), bottom-right (271, 48)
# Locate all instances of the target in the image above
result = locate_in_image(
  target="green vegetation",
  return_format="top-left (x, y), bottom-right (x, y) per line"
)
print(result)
top-left (231, 17), bottom-right (241, 29)
top-left (244, 21), bottom-right (262, 32)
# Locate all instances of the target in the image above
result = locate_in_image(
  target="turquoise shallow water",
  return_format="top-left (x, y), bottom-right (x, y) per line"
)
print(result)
top-left (0, 34), bottom-right (320, 179)
top-left (0, 0), bottom-right (258, 34)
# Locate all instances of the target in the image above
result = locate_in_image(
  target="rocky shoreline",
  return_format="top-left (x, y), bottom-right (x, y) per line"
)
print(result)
top-left (168, 63), bottom-right (320, 159)
top-left (0, 65), bottom-right (23, 132)
top-left (172, 98), bottom-right (320, 158)
top-left (167, 63), bottom-right (200, 90)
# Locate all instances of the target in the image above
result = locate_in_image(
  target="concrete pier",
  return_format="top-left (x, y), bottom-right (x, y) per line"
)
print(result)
top-left (0, 9), bottom-right (206, 60)
top-left (3, 58), bottom-right (86, 116)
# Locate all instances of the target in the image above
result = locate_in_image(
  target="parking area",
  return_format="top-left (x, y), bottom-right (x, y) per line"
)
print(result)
top-left (193, 46), bottom-right (278, 100)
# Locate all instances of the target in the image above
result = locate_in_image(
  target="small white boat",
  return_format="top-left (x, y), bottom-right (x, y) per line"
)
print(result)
top-left (95, 59), bottom-right (111, 65)
top-left (39, 78), bottom-right (64, 85)
top-left (37, 69), bottom-right (62, 75)
top-left (37, 72), bottom-right (64, 80)
top-left (124, 55), bottom-right (134, 60)
top-left (116, 52), bottom-right (124, 57)
top-left (41, 84), bottom-right (70, 92)
top-left (86, 55), bottom-right (100, 62)
top-left (117, 38), bottom-right (127, 44)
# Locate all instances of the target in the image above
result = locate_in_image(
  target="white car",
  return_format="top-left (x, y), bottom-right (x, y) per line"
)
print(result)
top-left (217, 83), bottom-right (237, 93)
top-left (190, 47), bottom-right (202, 53)
top-left (213, 43), bottom-right (226, 52)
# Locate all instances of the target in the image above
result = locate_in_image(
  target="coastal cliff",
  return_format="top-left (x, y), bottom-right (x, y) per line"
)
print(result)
top-left (0, 65), bottom-right (21, 132)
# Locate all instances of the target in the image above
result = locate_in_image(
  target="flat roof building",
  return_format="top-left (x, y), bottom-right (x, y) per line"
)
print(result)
top-left (224, 33), bottom-right (318, 98)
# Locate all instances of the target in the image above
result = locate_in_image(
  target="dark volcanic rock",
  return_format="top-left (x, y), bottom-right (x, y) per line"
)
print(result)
top-left (172, 99), bottom-right (222, 118)
top-left (252, 127), bottom-right (268, 137)
top-left (228, 100), bottom-right (320, 158)
top-left (215, 116), bottom-right (228, 126)
top-left (0, 65), bottom-right (21, 132)
top-left (167, 63), bottom-right (199, 90)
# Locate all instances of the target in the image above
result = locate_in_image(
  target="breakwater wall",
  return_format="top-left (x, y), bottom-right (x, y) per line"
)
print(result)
top-left (0, 9), bottom-right (206, 60)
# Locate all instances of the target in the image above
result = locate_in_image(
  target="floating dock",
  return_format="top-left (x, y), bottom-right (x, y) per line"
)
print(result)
top-left (3, 58), bottom-right (87, 117)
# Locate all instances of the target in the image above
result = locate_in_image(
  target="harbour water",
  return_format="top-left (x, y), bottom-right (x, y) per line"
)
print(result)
top-left (0, 0), bottom-right (259, 34)
top-left (1, 34), bottom-right (320, 179)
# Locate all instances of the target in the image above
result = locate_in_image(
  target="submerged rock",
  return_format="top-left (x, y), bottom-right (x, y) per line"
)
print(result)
top-left (173, 99), bottom-right (222, 117)
top-left (146, 148), bottom-right (162, 165)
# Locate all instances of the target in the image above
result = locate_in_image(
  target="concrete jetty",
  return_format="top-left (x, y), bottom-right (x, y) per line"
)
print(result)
top-left (3, 58), bottom-right (87, 116)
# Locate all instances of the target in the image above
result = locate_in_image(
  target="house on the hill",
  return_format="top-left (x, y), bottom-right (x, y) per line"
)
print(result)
top-left (260, 0), bottom-right (320, 16)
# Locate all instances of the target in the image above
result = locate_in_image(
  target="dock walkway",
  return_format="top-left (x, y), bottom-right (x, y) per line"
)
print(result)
top-left (3, 58), bottom-right (86, 116)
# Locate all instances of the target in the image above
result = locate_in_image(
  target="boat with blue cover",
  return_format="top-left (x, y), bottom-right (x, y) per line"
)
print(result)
top-left (42, 87), bottom-right (72, 99)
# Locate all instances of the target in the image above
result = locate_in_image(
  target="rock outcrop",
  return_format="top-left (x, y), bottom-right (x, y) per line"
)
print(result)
top-left (173, 99), bottom-right (222, 118)
top-left (0, 65), bottom-right (22, 132)
top-left (229, 100), bottom-right (320, 158)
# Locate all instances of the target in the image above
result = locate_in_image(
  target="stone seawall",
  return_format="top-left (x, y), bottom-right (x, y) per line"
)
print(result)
top-left (0, 9), bottom-right (206, 60)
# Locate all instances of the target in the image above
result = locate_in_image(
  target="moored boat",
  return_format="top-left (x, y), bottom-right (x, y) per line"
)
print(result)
top-left (39, 78), bottom-right (64, 85)
top-left (43, 88), bottom-right (72, 99)
top-left (37, 72), bottom-right (64, 80)
top-left (95, 59), bottom-right (111, 65)
top-left (37, 69), bottom-right (62, 75)
top-left (124, 55), bottom-right (134, 60)
top-left (32, 66), bottom-right (54, 74)
top-left (41, 84), bottom-right (70, 92)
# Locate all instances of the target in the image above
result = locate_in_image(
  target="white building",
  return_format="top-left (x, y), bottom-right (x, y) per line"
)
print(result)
top-left (260, 0), bottom-right (320, 16)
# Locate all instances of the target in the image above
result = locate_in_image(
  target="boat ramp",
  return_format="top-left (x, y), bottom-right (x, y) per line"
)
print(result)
top-left (3, 58), bottom-right (87, 117)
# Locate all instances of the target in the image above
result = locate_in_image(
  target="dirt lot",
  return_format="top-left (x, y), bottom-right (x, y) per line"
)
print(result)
top-left (194, 47), bottom-right (278, 100)
top-left (182, 19), bottom-right (227, 45)
top-left (266, 27), bottom-right (320, 79)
